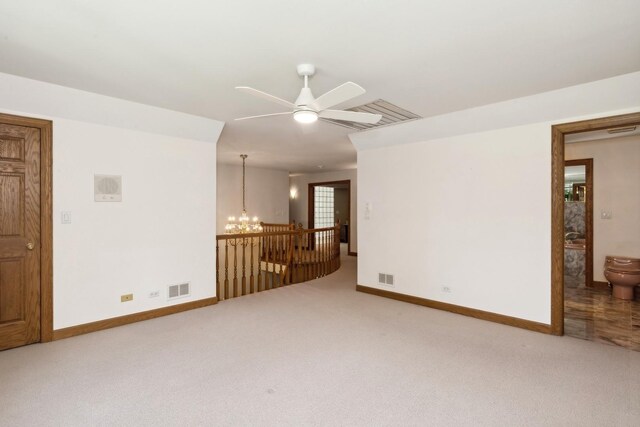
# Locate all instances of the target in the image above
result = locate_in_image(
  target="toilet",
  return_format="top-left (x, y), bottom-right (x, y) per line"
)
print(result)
top-left (604, 256), bottom-right (640, 300)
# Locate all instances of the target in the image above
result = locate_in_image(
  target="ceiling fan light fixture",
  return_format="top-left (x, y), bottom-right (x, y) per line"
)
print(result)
top-left (293, 110), bottom-right (318, 124)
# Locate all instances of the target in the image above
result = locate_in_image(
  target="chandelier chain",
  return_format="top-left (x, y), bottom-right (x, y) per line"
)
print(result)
top-left (241, 154), bottom-right (247, 211)
top-left (225, 154), bottom-right (260, 234)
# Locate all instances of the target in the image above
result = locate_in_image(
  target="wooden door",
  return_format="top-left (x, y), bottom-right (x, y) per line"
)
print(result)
top-left (0, 122), bottom-right (41, 350)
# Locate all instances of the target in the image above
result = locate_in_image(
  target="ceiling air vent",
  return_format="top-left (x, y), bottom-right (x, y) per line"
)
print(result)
top-left (321, 99), bottom-right (421, 131)
top-left (607, 126), bottom-right (636, 134)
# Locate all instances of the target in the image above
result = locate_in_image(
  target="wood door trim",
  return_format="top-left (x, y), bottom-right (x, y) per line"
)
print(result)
top-left (551, 112), bottom-right (640, 336)
top-left (356, 285), bottom-right (551, 334)
top-left (52, 297), bottom-right (218, 341)
top-left (0, 113), bottom-right (53, 343)
top-left (564, 158), bottom-right (593, 288)
top-left (308, 180), bottom-right (351, 254)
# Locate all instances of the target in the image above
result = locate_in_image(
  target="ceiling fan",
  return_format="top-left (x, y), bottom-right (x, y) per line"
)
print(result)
top-left (235, 64), bottom-right (382, 125)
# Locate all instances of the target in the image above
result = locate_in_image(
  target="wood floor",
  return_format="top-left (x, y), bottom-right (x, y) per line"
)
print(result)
top-left (564, 276), bottom-right (640, 351)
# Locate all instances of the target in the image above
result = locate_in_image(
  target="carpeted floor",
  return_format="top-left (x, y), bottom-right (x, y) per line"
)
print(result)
top-left (1, 251), bottom-right (639, 426)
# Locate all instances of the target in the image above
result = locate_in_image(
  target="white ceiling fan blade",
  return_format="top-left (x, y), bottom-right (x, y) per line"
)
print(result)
top-left (235, 112), bottom-right (293, 121)
top-left (319, 109), bottom-right (382, 124)
top-left (235, 86), bottom-right (295, 109)
top-left (312, 82), bottom-right (366, 111)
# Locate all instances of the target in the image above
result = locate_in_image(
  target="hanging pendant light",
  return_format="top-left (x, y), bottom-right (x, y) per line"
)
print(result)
top-left (225, 154), bottom-right (263, 234)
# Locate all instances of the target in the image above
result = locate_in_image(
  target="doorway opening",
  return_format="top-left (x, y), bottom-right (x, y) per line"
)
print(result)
top-left (563, 158), bottom-right (593, 289)
top-left (552, 112), bottom-right (640, 351)
top-left (308, 180), bottom-right (353, 256)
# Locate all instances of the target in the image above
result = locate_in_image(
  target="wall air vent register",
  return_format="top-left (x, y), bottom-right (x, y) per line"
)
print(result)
top-left (168, 282), bottom-right (190, 300)
top-left (378, 273), bottom-right (394, 286)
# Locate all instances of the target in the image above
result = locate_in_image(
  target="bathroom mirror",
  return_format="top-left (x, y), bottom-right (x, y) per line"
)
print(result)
top-left (564, 165), bottom-right (586, 202)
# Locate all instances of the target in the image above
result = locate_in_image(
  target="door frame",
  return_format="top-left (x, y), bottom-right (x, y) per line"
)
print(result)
top-left (550, 111), bottom-right (640, 336)
top-left (564, 158), bottom-right (593, 288)
top-left (0, 113), bottom-right (53, 343)
top-left (308, 179), bottom-right (354, 256)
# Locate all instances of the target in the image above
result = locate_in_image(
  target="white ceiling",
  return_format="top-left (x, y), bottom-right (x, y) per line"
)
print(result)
top-left (1, 0), bottom-right (639, 173)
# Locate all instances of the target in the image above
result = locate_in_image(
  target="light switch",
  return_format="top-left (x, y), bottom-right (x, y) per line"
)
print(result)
top-left (61, 211), bottom-right (72, 224)
top-left (364, 202), bottom-right (372, 220)
top-left (600, 210), bottom-right (612, 220)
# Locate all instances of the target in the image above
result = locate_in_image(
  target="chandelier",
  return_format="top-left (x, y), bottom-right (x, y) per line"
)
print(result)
top-left (225, 154), bottom-right (263, 234)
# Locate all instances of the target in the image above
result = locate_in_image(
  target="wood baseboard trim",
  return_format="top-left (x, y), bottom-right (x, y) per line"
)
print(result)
top-left (589, 280), bottom-right (610, 290)
top-left (52, 297), bottom-right (218, 341)
top-left (348, 251), bottom-right (357, 257)
top-left (356, 285), bottom-right (551, 334)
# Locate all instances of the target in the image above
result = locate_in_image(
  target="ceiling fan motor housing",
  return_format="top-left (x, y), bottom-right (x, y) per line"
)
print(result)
top-left (296, 63), bottom-right (316, 77)
top-left (295, 87), bottom-right (316, 109)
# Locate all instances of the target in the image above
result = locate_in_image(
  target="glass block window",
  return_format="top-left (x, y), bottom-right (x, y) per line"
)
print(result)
top-left (314, 186), bottom-right (335, 228)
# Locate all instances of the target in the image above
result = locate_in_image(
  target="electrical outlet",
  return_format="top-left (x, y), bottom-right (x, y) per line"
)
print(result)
top-left (120, 293), bottom-right (133, 302)
top-left (148, 290), bottom-right (160, 298)
top-left (441, 286), bottom-right (452, 293)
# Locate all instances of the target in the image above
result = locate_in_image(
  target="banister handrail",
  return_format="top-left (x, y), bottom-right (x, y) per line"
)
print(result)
top-left (216, 225), bottom-right (338, 240)
top-left (260, 222), bottom-right (294, 227)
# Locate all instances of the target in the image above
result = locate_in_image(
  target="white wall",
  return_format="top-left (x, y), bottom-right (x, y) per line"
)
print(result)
top-left (0, 72), bottom-right (224, 329)
top-left (216, 163), bottom-right (289, 234)
top-left (53, 120), bottom-right (218, 329)
top-left (289, 169), bottom-right (358, 253)
top-left (358, 125), bottom-right (551, 322)
top-left (352, 71), bottom-right (640, 325)
top-left (566, 135), bottom-right (640, 282)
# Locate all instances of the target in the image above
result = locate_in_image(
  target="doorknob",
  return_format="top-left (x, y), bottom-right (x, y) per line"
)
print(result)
top-left (26, 242), bottom-right (34, 250)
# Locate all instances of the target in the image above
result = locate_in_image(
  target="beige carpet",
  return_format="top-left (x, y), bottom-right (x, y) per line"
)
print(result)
top-left (1, 252), bottom-right (639, 426)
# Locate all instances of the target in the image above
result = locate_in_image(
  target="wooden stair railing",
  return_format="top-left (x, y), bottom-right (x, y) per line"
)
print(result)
top-left (259, 230), bottom-right (294, 286)
top-left (259, 221), bottom-right (295, 283)
top-left (216, 223), bottom-right (340, 301)
top-left (260, 221), bottom-right (295, 232)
